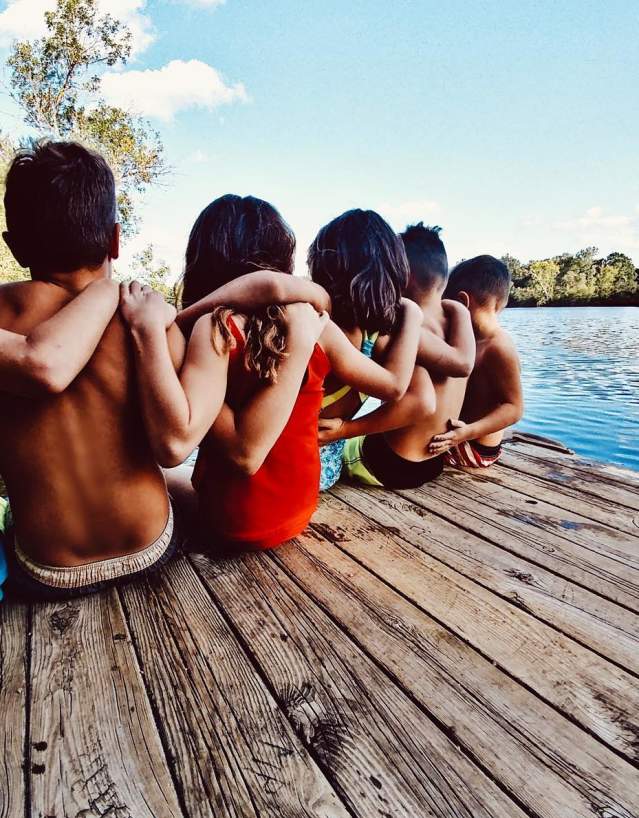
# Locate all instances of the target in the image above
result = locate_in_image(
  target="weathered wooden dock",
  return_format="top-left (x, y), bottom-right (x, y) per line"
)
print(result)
top-left (1, 438), bottom-right (638, 818)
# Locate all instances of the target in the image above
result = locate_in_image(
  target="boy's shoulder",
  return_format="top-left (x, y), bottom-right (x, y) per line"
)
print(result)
top-left (0, 279), bottom-right (49, 315)
top-left (482, 327), bottom-right (520, 369)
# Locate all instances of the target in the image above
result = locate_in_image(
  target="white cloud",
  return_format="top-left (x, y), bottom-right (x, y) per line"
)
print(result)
top-left (101, 59), bottom-right (247, 121)
top-left (552, 206), bottom-right (639, 252)
top-left (377, 199), bottom-right (441, 230)
top-left (0, 0), bottom-right (155, 56)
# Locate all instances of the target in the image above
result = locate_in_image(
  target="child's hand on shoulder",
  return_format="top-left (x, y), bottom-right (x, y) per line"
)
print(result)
top-left (283, 302), bottom-right (329, 346)
top-left (400, 297), bottom-right (424, 325)
top-left (120, 281), bottom-right (176, 333)
top-left (318, 417), bottom-right (344, 445)
top-left (428, 418), bottom-right (467, 454)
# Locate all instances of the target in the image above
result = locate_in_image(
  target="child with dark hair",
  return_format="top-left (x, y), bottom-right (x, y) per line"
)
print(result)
top-left (312, 213), bottom-right (476, 489)
top-left (428, 255), bottom-right (523, 467)
top-left (317, 221), bottom-right (476, 489)
top-left (0, 140), bottom-right (189, 600)
top-left (121, 195), bottom-right (421, 551)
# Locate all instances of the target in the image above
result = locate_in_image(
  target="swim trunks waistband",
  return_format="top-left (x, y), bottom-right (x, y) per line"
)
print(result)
top-left (445, 440), bottom-right (503, 468)
top-left (13, 503), bottom-right (176, 590)
top-left (344, 433), bottom-right (444, 489)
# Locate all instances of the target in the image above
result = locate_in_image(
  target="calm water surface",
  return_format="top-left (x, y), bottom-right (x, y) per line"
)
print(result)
top-left (501, 306), bottom-right (638, 472)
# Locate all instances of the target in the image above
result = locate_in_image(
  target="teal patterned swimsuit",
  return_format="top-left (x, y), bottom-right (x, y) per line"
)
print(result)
top-left (319, 331), bottom-right (379, 491)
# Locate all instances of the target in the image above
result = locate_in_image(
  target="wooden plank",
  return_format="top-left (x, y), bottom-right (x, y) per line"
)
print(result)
top-left (501, 444), bottom-right (639, 511)
top-left (274, 532), bottom-right (639, 818)
top-left (121, 556), bottom-right (350, 818)
top-left (424, 468), bottom-right (639, 567)
top-left (0, 602), bottom-right (28, 818)
top-left (506, 440), bottom-right (639, 488)
top-left (315, 491), bottom-right (639, 760)
top-left (28, 590), bottom-right (183, 818)
top-left (193, 551), bottom-right (527, 818)
top-left (388, 473), bottom-right (639, 612)
top-left (467, 463), bottom-right (639, 536)
top-left (331, 484), bottom-right (639, 674)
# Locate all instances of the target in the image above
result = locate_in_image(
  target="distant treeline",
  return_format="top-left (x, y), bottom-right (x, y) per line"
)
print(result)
top-left (502, 248), bottom-right (638, 307)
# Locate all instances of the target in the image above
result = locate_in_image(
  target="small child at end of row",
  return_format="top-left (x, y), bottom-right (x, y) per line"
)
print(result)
top-left (429, 255), bottom-right (524, 467)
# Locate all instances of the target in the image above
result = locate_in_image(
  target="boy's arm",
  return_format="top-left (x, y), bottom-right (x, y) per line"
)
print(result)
top-left (320, 299), bottom-right (423, 403)
top-left (428, 341), bottom-right (523, 454)
top-left (417, 300), bottom-right (475, 378)
top-left (209, 305), bottom-right (329, 475)
top-left (0, 278), bottom-right (119, 396)
top-left (176, 271), bottom-right (331, 332)
top-left (121, 283), bottom-right (230, 467)
top-left (318, 366), bottom-right (435, 444)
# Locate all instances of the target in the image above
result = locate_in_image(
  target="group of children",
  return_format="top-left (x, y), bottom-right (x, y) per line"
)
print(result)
top-left (0, 140), bottom-right (523, 602)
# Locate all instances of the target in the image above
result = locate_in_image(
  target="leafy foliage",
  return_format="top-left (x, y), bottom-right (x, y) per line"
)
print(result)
top-left (507, 249), bottom-right (639, 307)
top-left (6, 0), bottom-right (166, 239)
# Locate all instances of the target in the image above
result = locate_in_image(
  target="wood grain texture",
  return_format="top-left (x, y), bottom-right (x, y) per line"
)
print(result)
top-left (332, 483), bottom-right (639, 673)
top-left (275, 532), bottom-right (639, 818)
top-left (28, 590), bottom-right (183, 818)
top-left (193, 550), bottom-right (527, 818)
top-left (0, 601), bottom-right (28, 818)
top-left (502, 443), bottom-right (639, 511)
top-left (316, 490), bottom-right (639, 759)
top-left (396, 470), bottom-right (639, 611)
top-left (469, 461), bottom-right (639, 536)
top-left (121, 556), bottom-right (349, 818)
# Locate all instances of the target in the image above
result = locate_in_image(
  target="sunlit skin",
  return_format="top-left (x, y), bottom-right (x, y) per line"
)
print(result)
top-left (0, 226), bottom-right (185, 567)
top-left (428, 291), bottom-right (524, 455)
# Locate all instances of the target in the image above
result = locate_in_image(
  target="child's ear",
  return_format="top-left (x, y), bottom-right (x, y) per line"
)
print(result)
top-left (109, 223), bottom-right (120, 261)
top-left (458, 290), bottom-right (470, 308)
top-left (3, 231), bottom-right (28, 268)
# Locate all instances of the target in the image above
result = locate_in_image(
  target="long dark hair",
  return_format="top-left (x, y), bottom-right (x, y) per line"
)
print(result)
top-left (180, 194), bottom-right (296, 382)
top-left (307, 209), bottom-right (408, 334)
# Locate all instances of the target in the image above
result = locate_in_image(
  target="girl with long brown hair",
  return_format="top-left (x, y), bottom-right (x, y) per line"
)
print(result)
top-left (121, 194), bottom-right (422, 551)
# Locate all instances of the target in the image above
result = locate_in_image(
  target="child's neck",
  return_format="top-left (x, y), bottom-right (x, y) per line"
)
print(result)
top-left (409, 286), bottom-right (444, 315)
top-left (472, 309), bottom-right (501, 340)
top-left (31, 261), bottom-right (112, 294)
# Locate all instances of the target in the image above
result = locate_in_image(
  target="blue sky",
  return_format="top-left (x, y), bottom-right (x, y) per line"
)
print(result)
top-left (1, 0), bottom-right (638, 278)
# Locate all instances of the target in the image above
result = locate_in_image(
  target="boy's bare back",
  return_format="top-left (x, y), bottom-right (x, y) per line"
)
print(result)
top-left (461, 327), bottom-right (521, 447)
top-left (385, 304), bottom-right (467, 459)
top-left (0, 280), bottom-right (175, 567)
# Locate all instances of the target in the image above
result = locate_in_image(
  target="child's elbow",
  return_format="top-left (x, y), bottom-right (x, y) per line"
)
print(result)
top-left (155, 439), bottom-right (192, 469)
top-left (30, 358), bottom-right (70, 395)
top-left (456, 358), bottom-right (474, 378)
top-left (230, 451), bottom-right (265, 477)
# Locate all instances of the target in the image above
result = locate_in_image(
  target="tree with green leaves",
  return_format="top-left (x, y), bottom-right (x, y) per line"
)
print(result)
top-left (129, 244), bottom-right (175, 301)
top-left (6, 0), bottom-right (166, 238)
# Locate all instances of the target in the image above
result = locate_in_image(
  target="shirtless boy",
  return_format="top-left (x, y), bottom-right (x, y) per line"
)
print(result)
top-left (428, 255), bottom-right (523, 467)
top-left (0, 141), bottom-right (190, 600)
top-left (319, 223), bottom-right (475, 488)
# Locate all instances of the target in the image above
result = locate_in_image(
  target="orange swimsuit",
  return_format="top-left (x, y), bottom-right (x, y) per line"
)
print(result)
top-left (193, 317), bottom-right (331, 550)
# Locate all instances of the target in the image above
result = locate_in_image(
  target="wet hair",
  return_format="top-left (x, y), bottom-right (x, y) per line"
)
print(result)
top-left (400, 223), bottom-right (448, 290)
top-left (307, 209), bottom-right (408, 334)
top-left (445, 255), bottom-right (511, 304)
top-left (3, 140), bottom-right (116, 273)
top-left (181, 194), bottom-right (296, 382)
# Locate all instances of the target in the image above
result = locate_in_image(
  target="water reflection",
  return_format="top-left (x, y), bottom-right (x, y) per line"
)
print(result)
top-left (501, 306), bottom-right (639, 471)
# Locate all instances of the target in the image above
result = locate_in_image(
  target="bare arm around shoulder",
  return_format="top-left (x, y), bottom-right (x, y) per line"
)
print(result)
top-left (320, 298), bottom-right (423, 403)
top-left (176, 271), bottom-right (331, 332)
top-left (429, 336), bottom-right (523, 454)
top-left (121, 282), bottom-right (229, 467)
top-left (417, 300), bottom-right (475, 378)
top-left (0, 278), bottom-right (119, 396)
top-left (318, 365), bottom-right (436, 444)
top-left (209, 305), bottom-right (329, 476)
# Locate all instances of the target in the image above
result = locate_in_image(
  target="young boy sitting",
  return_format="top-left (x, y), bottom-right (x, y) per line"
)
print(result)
top-left (319, 223), bottom-right (475, 489)
top-left (428, 255), bottom-right (523, 467)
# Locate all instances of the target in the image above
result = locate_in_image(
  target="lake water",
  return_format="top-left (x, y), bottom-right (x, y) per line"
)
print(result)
top-left (500, 306), bottom-right (639, 472)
